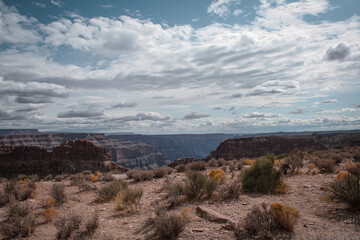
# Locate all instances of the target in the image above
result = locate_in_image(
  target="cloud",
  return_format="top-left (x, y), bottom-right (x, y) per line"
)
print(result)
top-left (0, 78), bottom-right (68, 101)
top-left (57, 110), bottom-right (103, 118)
top-left (317, 108), bottom-right (357, 114)
top-left (112, 102), bottom-right (137, 108)
top-left (324, 43), bottom-right (350, 61)
top-left (183, 112), bottom-right (210, 120)
top-left (15, 106), bottom-right (38, 112)
top-left (113, 112), bottom-right (172, 122)
top-left (233, 9), bottom-right (243, 16)
top-left (243, 112), bottom-right (279, 119)
top-left (50, 0), bottom-right (64, 7)
top-left (15, 96), bottom-right (53, 104)
top-left (32, 2), bottom-right (46, 8)
top-left (313, 99), bottom-right (338, 107)
top-left (289, 107), bottom-right (308, 114)
top-left (100, 4), bottom-right (113, 9)
top-left (0, 2), bottom-right (40, 44)
top-left (228, 93), bottom-right (243, 98)
top-left (247, 80), bottom-right (299, 96)
top-left (207, 0), bottom-right (241, 17)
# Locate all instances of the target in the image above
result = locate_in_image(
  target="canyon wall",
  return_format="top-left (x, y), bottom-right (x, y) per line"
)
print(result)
top-left (0, 140), bottom-right (125, 177)
top-left (206, 136), bottom-right (326, 160)
top-left (109, 134), bottom-right (233, 161)
top-left (0, 133), bottom-right (168, 169)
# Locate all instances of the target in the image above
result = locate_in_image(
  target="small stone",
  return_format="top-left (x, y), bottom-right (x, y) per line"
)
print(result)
top-left (100, 208), bottom-right (106, 211)
top-left (192, 228), bottom-right (204, 232)
top-left (303, 185), bottom-right (311, 188)
top-left (242, 203), bottom-right (247, 205)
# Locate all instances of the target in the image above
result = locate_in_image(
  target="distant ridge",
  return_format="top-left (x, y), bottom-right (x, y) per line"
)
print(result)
top-left (0, 129), bottom-right (39, 136)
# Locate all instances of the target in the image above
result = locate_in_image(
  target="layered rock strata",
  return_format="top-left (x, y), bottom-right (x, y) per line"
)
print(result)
top-left (0, 140), bottom-right (125, 177)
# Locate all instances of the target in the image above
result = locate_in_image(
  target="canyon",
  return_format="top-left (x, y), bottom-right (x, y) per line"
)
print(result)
top-left (0, 140), bottom-right (125, 177)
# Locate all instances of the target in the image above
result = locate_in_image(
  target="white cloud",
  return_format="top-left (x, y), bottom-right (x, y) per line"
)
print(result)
top-left (207, 0), bottom-right (241, 17)
top-left (50, 0), bottom-right (64, 7)
top-left (233, 9), bottom-right (243, 16)
top-left (248, 80), bottom-right (299, 96)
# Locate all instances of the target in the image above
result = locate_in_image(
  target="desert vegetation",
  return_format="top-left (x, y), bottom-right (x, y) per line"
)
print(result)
top-left (0, 146), bottom-right (360, 239)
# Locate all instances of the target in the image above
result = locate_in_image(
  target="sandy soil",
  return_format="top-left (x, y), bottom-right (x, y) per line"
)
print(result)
top-left (0, 170), bottom-right (359, 240)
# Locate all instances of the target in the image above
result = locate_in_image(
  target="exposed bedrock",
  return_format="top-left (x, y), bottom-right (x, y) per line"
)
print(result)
top-left (0, 140), bottom-right (126, 177)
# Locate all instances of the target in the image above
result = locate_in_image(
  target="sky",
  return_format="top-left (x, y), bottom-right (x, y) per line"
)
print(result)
top-left (0, 0), bottom-right (359, 134)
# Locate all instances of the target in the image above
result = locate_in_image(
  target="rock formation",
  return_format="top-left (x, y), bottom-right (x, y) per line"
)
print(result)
top-left (109, 134), bottom-right (233, 161)
top-left (206, 136), bottom-right (326, 160)
top-left (0, 140), bottom-right (126, 177)
top-left (0, 133), bottom-right (168, 169)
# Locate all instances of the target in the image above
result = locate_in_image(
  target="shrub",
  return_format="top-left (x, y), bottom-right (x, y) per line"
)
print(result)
top-left (0, 190), bottom-right (11, 207)
top-left (128, 170), bottom-right (155, 182)
top-left (54, 213), bottom-right (82, 240)
top-left (354, 153), bottom-right (360, 162)
top-left (235, 162), bottom-right (243, 171)
top-left (270, 203), bottom-right (300, 231)
top-left (337, 172), bottom-right (349, 180)
top-left (96, 172), bottom-right (103, 177)
top-left (51, 184), bottom-right (67, 205)
top-left (153, 167), bottom-right (169, 178)
top-left (69, 173), bottom-right (85, 186)
top-left (243, 159), bottom-right (255, 165)
top-left (183, 171), bottom-right (217, 201)
top-left (82, 170), bottom-right (92, 175)
top-left (175, 164), bottom-right (186, 172)
top-left (216, 159), bottom-right (227, 166)
top-left (44, 174), bottom-right (53, 181)
top-left (114, 188), bottom-right (143, 213)
top-left (85, 211), bottom-right (99, 235)
top-left (77, 180), bottom-right (96, 192)
top-left (275, 181), bottom-right (291, 194)
top-left (208, 169), bottom-right (226, 184)
top-left (285, 150), bottom-right (304, 174)
top-left (90, 174), bottom-right (99, 182)
top-left (242, 158), bottom-right (282, 193)
top-left (152, 210), bottom-right (190, 240)
top-left (217, 179), bottom-right (242, 200)
top-left (186, 161), bottom-right (207, 171)
top-left (42, 208), bottom-right (59, 222)
top-left (54, 174), bottom-right (68, 182)
top-left (235, 203), bottom-right (277, 239)
top-left (317, 159), bottom-right (336, 173)
top-left (96, 180), bottom-right (127, 202)
top-left (328, 173), bottom-right (360, 209)
top-left (101, 173), bottom-right (115, 182)
top-left (0, 201), bottom-right (36, 239)
top-left (208, 158), bottom-right (216, 167)
top-left (228, 163), bottom-right (235, 172)
top-left (43, 197), bottom-right (56, 209)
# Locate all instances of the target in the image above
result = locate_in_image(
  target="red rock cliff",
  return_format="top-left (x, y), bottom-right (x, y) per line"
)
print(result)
top-left (0, 140), bottom-right (126, 177)
top-left (206, 136), bottom-right (326, 160)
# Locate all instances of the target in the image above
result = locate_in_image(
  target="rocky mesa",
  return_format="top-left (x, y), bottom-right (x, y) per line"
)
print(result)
top-left (207, 135), bottom-right (326, 160)
top-left (0, 133), bottom-right (168, 169)
top-left (0, 140), bottom-right (125, 178)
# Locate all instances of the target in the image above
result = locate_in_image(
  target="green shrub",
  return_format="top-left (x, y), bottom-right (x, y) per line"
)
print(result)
top-left (242, 158), bottom-right (282, 193)
top-left (329, 173), bottom-right (360, 209)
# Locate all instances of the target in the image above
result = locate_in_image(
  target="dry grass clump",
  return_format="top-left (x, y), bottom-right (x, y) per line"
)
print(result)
top-left (235, 202), bottom-right (300, 239)
top-left (235, 203), bottom-right (277, 239)
top-left (127, 170), bottom-right (155, 182)
top-left (270, 203), bottom-right (300, 231)
top-left (51, 183), bottom-right (67, 205)
top-left (143, 208), bottom-right (191, 240)
top-left (0, 201), bottom-right (36, 239)
top-left (354, 152), bottom-right (360, 162)
top-left (96, 179), bottom-right (128, 202)
top-left (275, 181), bottom-right (291, 194)
top-left (1, 179), bottom-right (37, 202)
top-left (168, 171), bottom-right (217, 202)
top-left (216, 179), bottom-right (242, 200)
top-left (243, 159), bottom-right (255, 165)
top-left (54, 213), bottom-right (82, 240)
top-left (186, 161), bottom-right (208, 171)
top-left (90, 174), bottom-right (99, 182)
top-left (284, 150), bottom-right (304, 174)
top-left (42, 208), bottom-right (59, 222)
top-left (85, 211), bottom-right (99, 236)
top-left (175, 164), bottom-right (186, 172)
top-left (54, 174), bottom-right (68, 182)
top-left (153, 167), bottom-right (173, 178)
top-left (208, 169), bottom-right (226, 184)
top-left (317, 159), bottom-right (336, 173)
top-left (329, 166), bottom-right (360, 209)
top-left (101, 172), bottom-right (115, 182)
top-left (44, 174), bottom-right (53, 181)
top-left (114, 188), bottom-right (143, 213)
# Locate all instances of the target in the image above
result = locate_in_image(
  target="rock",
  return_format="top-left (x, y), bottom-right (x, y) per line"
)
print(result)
top-left (192, 228), bottom-right (204, 232)
top-left (303, 185), bottom-right (312, 188)
top-left (0, 140), bottom-right (126, 177)
top-left (0, 133), bottom-right (168, 170)
top-left (204, 136), bottom-right (325, 161)
top-left (242, 203), bottom-right (247, 205)
top-left (196, 206), bottom-right (236, 226)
